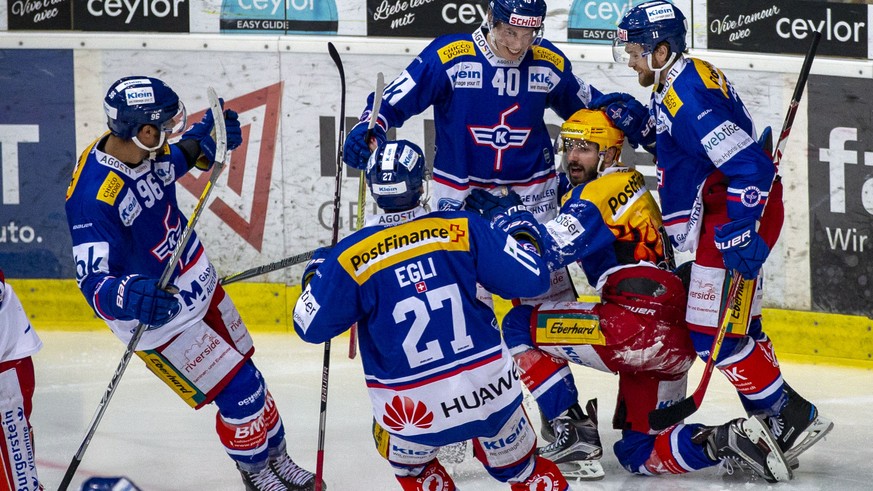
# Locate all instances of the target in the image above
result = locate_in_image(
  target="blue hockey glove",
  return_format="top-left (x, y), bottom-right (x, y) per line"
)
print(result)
top-left (465, 189), bottom-right (541, 253)
top-left (464, 189), bottom-right (527, 223)
top-left (603, 98), bottom-right (654, 150)
top-left (589, 92), bottom-right (636, 108)
top-left (182, 100), bottom-right (243, 170)
top-left (81, 477), bottom-right (143, 491)
top-left (343, 120), bottom-right (387, 170)
top-left (714, 217), bottom-right (770, 280)
top-left (302, 247), bottom-right (331, 288)
top-left (100, 275), bottom-right (181, 329)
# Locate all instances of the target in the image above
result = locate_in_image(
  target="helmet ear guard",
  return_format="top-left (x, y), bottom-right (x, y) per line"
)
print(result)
top-left (366, 140), bottom-right (426, 213)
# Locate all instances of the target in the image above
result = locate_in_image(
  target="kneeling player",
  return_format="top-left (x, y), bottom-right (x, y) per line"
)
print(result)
top-left (467, 109), bottom-right (791, 483)
top-left (294, 140), bottom-right (569, 490)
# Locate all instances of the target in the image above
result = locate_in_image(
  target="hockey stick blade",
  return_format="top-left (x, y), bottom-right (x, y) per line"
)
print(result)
top-left (59, 88), bottom-right (229, 491)
top-left (219, 249), bottom-right (318, 285)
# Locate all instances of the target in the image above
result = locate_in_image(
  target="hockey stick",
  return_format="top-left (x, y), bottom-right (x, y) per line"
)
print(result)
top-left (59, 88), bottom-right (229, 491)
top-left (349, 71), bottom-right (386, 360)
top-left (314, 41), bottom-right (346, 491)
top-left (648, 31), bottom-right (822, 431)
top-left (218, 249), bottom-right (318, 285)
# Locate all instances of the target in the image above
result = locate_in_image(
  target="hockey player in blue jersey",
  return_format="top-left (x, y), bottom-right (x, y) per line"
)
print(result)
top-left (602, 0), bottom-right (832, 468)
top-left (293, 140), bottom-right (570, 491)
top-left (342, 0), bottom-right (644, 303)
top-left (65, 76), bottom-right (321, 491)
top-left (467, 109), bottom-right (792, 483)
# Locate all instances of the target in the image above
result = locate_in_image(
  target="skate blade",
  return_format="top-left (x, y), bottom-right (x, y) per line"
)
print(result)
top-left (746, 416), bottom-right (793, 482)
top-left (785, 415), bottom-right (834, 464)
top-left (556, 459), bottom-right (605, 481)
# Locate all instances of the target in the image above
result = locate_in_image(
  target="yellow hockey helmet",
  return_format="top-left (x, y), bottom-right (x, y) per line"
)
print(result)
top-left (560, 109), bottom-right (625, 158)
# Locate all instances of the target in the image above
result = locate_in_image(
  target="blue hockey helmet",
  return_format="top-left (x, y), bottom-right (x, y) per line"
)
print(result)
top-left (103, 76), bottom-right (187, 141)
top-left (613, 1), bottom-right (687, 63)
top-left (489, 0), bottom-right (547, 29)
top-left (366, 140), bottom-right (426, 212)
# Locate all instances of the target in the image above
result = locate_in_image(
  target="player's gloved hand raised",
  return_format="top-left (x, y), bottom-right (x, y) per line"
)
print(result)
top-left (714, 217), bottom-right (770, 280)
top-left (102, 275), bottom-right (182, 329)
top-left (302, 247), bottom-right (331, 288)
top-left (343, 120), bottom-right (387, 170)
top-left (182, 99), bottom-right (243, 170)
top-left (591, 92), bottom-right (655, 150)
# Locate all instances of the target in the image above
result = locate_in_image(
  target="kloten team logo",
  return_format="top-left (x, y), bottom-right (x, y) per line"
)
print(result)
top-left (469, 104), bottom-right (531, 171)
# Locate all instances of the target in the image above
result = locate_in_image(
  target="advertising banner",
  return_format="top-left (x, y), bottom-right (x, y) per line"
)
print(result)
top-left (707, 0), bottom-right (868, 59)
top-left (72, 0), bottom-right (190, 32)
top-left (366, 0), bottom-right (486, 37)
top-left (567, 0), bottom-right (692, 46)
top-left (808, 75), bottom-right (873, 315)
top-left (0, 49), bottom-right (76, 278)
top-left (7, 0), bottom-right (72, 30)
top-left (219, 0), bottom-right (338, 34)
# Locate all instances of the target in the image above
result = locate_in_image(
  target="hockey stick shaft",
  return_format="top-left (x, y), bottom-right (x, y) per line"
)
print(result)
top-left (315, 41), bottom-right (346, 491)
top-left (648, 32), bottom-right (822, 432)
top-left (59, 88), bottom-right (229, 491)
top-left (349, 72), bottom-right (385, 359)
top-left (218, 249), bottom-right (317, 285)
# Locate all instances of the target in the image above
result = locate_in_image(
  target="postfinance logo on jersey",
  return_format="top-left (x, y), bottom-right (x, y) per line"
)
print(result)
top-left (340, 218), bottom-right (469, 284)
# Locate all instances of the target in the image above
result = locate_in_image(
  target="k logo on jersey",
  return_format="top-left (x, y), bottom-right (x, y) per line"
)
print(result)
top-left (469, 104), bottom-right (531, 171)
top-left (151, 205), bottom-right (183, 262)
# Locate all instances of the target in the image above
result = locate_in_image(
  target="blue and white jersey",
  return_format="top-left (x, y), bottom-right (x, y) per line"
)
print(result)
top-left (293, 208), bottom-right (550, 447)
top-left (65, 135), bottom-right (217, 350)
top-left (651, 57), bottom-right (775, 252)
top-left (362, 26), bottom-right (601, 217)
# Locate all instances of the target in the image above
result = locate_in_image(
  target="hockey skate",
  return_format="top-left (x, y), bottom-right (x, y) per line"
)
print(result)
top-left (766, 384), bottom-right (834, 468)
top-left (701, 416), bottom-right (792, 483)
top-left (270, 452), bottom-right (324, 491)
top-left (537, 399), bottom-right (604, 481)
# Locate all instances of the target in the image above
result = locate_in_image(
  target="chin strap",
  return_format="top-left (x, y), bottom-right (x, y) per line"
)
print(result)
top-left (132, 131), bottom-right (167, 159)
top-left (648, 51), bottom-right (678, 88)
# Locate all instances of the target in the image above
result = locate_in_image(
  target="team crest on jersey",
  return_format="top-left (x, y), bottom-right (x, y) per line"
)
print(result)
top-left (151, 205), bottom-right (183, 261)
top-left (740, 186), bottom-right (763, 207)
top-left (118, 188), bottom-right (142, 226)
top-left (469, 104), bottom-right (531, 171)
top-left (153, 159), bottom-right (175, 185)
top-left (437, 198), bottom-right (463, 211)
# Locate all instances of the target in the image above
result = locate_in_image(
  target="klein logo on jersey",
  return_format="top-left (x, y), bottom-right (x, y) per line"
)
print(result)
top-left (383, 396), bottom-right (433, 431)
top-left (447, 62), bottom-right (483, 89)
top-left (469, 104), bottom-right (531, 171)
top-left (528, 66), bottom-right (555, 93)
top-left (481, 416), bottom-right (528, 451)
top-left (118, 188), bottom-right (142, 226)
top-left (150, 205), bottom-right (183, 261)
